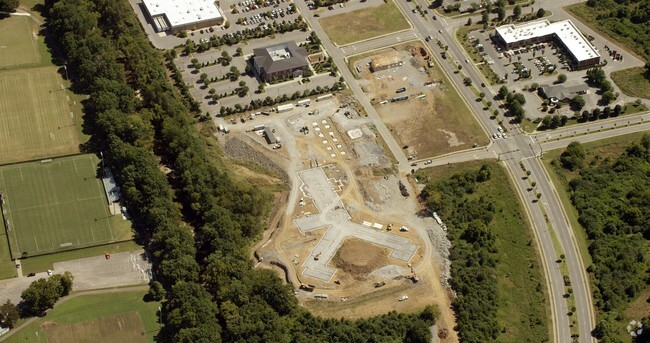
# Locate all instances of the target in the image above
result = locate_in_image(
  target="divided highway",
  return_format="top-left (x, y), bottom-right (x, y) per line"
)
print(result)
top-left (295, 1), bottom-right (650, 341)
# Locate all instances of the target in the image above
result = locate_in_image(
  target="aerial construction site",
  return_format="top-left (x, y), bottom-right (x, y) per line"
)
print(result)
top-left (219, 92), bottom-right (456, 337)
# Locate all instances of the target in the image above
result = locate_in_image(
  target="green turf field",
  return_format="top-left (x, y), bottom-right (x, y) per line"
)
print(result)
top-left (3, 289), bottom-right (161, 343)
top-left (0, 155), bottom-right (131, 259)
top-left (0, 16), bottom-right (42, 69)
top-left (0, 67), bottom-right (82, 164)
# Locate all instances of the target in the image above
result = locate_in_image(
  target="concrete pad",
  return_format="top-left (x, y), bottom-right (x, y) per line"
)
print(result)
top-left (0, 249), bottom-right (151, 305)
top-left (294, 215), bottom-right (328, 232)
top-left (53, 250), bottom-right (151, 291)
top-left (295, 167), bottom-right (418, 282)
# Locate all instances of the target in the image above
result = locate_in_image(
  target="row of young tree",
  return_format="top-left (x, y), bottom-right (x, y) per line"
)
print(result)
top-left (43, 0), bottom-right (437, 341)
top-left (555, 137), bottom-right (650, 341)
top-left (420, 165), bottom-right (503, 342)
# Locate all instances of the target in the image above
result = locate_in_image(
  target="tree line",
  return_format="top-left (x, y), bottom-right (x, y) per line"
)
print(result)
top-left (583, 0), bottom-right (650, 60)
top-left (420, 164), bottom-right (503, 342)
top-left (554, 137), bottom-right (650, 341)
top-left (42, 0), bottom-right (436, 341)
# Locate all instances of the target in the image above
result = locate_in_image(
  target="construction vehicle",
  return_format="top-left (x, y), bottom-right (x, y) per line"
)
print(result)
top-left (408, 263), bottom-right (419, 283)
top-left (299, 284), bottom-right (315, 292)
top-left (398, 180), bottom-right (410, 197)
top-left (374, 281), bottom-right (386, 288)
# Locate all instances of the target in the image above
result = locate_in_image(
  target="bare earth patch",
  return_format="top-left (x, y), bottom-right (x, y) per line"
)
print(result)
top-left (44, 312), bottom-right (147, 343)
top-left (332, 238), bottom-right (389, 281)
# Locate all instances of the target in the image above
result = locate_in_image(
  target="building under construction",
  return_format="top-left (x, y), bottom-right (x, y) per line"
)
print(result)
top-left (370, 50), bottom-right (403, 72)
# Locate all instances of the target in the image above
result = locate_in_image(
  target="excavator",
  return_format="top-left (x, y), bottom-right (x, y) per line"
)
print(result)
top-left (408, 263), bottom-right (419, 283)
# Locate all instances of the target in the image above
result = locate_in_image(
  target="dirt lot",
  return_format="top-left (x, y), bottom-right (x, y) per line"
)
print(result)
top-left (356, 42), bottom-right (488, 158)
top-left (44, 312), bottom-right (146, 343)
top-left (220, 94), bottom-right (458, 341)
top-left (332, 238), bottom-right (389, 281)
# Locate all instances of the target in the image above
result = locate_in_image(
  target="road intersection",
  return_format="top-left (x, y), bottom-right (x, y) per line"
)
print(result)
top-left (296, 1), bottom-right (650, 341)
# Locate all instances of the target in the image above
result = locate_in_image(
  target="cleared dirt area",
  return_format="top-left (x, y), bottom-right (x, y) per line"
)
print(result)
top-left (354, 42), bottom-right (488, 158)
top-left (44, 312), bottom-right (146, 343)
top-left (219, 94), bottom-right (458, 341)
top-left (332, 238), bottom-right (389, 280)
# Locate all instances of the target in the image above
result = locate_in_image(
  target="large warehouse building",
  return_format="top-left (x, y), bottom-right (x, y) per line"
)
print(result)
top-left (494, 20), bottom-right (600, 68)
top-left (142, 0), bottom-right (224, 34)
top-left (253, 42), bottom-right (310, 82)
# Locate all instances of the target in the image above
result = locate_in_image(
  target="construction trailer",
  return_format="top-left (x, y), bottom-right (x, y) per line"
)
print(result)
top-left (276, 103), bottom-right (295, 113)
top-left (316, 93), bottom-right (333, 101)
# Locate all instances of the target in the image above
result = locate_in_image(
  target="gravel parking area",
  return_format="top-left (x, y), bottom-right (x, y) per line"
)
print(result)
top-left (54, 250), bottom-right (151, 291)
top-left (0, 250), bottom-right (151, 304)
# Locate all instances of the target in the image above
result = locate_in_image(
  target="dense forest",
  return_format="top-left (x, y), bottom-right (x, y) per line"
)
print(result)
top-left (576, 0), bottom-right (650, 60)
top-left (421, 165), bottom-right (499, 343)
top-left (42, 0), bottom-right (437, 341)
top-left (555, 137), bottom-right (650, 342)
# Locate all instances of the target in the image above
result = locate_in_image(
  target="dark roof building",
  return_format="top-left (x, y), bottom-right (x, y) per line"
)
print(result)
top-left (263, 127), bottom-right (279, 144)
top-left (253, 42), bottom-right (310, 82)
top-left (539, 84), bottom-right (589, 101)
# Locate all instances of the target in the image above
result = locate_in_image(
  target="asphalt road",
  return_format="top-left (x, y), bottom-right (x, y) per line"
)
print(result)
top-left (293, 0), bottom-right (616, 341)
top-left (396, 3), bottom-right (599, 341)
top-left (293, 1), bottom-right (650, 341)
top-left (294, 0), bottom-right (409, 168)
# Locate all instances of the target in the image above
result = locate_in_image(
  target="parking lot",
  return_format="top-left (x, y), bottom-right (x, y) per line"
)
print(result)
top-left (464, 26), bottom-right (641, 119)
top-left (128, 0), bottom-right (303, 49)
top-left (294, 167), bottom-right (418, 282)
top-left (174, 29), bottom-right (340, 114)
top-left (231, 0), bottom-right (298, 27)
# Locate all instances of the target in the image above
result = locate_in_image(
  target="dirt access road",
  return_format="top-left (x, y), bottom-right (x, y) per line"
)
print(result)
top-left (224, 97), bottom-right (459, 341)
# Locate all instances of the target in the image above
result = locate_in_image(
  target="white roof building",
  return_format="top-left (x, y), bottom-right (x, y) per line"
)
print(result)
top-left (142, 0), bottom-right (224, 33)
top-left (495, 20), bottom-right (600, 66)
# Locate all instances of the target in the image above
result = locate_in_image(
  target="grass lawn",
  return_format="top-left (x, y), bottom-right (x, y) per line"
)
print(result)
top-left (0, 155), bottom-right (132, 259)
top-left (4, 290), bottom-right (161, 343)
top-left (0, 231), bottom-right (17, 280)
top-left (20, 240), bottom-right (141, 275)
top-left (0, 16), bottom-right (43, 69)
top-left (319, 1), bottom-right (410, 46)
top-left (611, 67), bottom-right (650, 100)
top-left (0, 67), bottom-right (84, 164)
top-left (414, 160), bottom-right (549, 342)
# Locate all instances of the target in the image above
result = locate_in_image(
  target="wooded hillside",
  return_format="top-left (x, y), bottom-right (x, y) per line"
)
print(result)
top-left (42, 0), bottom-right (437, 341)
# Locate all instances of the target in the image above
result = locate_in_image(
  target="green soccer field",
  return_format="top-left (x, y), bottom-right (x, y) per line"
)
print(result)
top-left (0, 16), bottom-right (42, 69)
top-left (0, 155), bottom-right (130, 259)
top-left (0, 67), bottom-right (82, 164)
